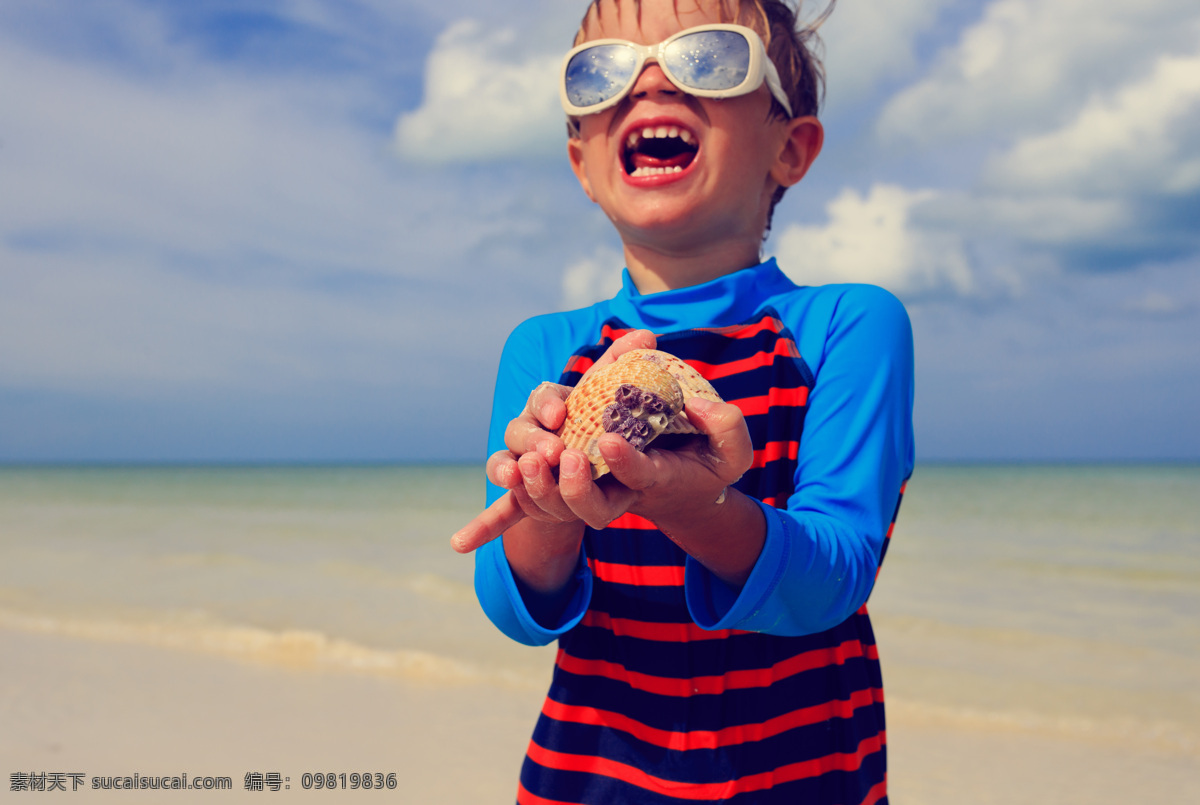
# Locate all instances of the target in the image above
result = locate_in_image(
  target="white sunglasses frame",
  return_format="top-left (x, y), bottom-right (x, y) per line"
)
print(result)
top-left (560, 23), bottom-right (794, 118)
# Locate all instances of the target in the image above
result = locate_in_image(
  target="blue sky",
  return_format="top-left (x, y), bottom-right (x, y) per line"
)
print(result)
top-left (1, 0), bottom-right (1197, 463)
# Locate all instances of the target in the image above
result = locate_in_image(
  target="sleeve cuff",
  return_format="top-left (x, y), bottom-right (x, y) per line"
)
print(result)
top-left (476, 537), bottom-right (592, 645)
top-left (684, 498), bottom-right (791, 632)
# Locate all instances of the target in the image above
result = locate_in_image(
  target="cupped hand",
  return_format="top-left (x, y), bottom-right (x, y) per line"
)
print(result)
top-left (451, 329), bottom-right (658, 553)
top-left (562, 396), bottom-right (754, 532)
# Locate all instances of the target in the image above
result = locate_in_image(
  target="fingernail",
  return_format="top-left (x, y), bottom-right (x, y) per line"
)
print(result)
top-left (561, 452), bottom-right (583, 476)
top-left (520, 460), bottom-right (538, 480)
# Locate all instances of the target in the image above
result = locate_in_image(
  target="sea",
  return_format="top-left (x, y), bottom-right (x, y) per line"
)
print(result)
top-left (1, 463), bottom-right (1197, 753)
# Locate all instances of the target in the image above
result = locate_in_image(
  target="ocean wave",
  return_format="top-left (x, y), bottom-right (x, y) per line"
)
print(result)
top-left (0, 608), bottom-right (544, 690)
top-left (400, 572), bottom-right (477, 605)
top-left (993, 557), bottom-right (1200, 590)
top-left (302, 563), bottom-right (478, 605)
top-left (887, 696), bottom-right (1199, 757)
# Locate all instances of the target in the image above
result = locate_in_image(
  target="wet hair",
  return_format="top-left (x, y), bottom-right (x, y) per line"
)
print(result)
top-left (570, 0), bottom-right (834, 234)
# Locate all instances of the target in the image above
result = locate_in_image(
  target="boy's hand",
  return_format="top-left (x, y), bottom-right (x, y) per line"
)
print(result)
top-left (451, 329), bottom-right (657, 553)
top-left (559, 396), bottom-right (754, 532)
top-left (452, 392), bottom-right (753, 562)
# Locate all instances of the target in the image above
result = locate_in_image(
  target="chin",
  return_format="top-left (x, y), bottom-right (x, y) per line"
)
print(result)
top-left (621, 214), bottom-right (720, 250)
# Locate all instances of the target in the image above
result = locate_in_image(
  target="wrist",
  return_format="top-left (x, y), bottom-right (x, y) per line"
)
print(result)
top-left (652, 488), bottom-right (766, 588)
top-left (504, 517), bottom-right (585, 595)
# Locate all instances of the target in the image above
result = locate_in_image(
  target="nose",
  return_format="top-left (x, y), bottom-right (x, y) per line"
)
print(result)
top-left (629, 61), bottom-right (678, 101)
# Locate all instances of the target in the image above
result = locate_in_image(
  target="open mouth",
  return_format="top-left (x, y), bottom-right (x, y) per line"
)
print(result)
top-left (623, 125), bottom-right (699, 178)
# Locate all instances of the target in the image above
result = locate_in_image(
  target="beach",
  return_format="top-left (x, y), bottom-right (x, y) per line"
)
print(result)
top-left (5, 628), bottom-right (1195, 803)
top-left (2, 464), bottom-right (1197, 802)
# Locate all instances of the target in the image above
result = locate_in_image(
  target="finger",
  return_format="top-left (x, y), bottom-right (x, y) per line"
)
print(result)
top-left (524, 382), bottom-right (572, 431)
top-left (450, 491), bottom-right (526, 553)
top-left (596, 433), bottom-right (659, 492)
top-left (683, 398), bottom-right (755, 480)
top-left (485, 450), bottom-right (522, 490)
top-left (517, 451), bottom-right (575, 523)
top-left (558, 449), bottom-right (635, 530)
top-left (508, 482), bottom-right (556, 522)
top-left (504, 414), bottom-right (566, 464)
top-left (582, 329), bottom-right (658, 380)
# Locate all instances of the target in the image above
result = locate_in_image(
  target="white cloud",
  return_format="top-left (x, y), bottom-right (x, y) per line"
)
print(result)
top-left (923, 193), bottom-right (1129, 247)
top-left (561, 246), bottom-right (625, 310)
top-left (878, 0), bottom-right (1200, 144)
top-left (818, 0), bottom-right (954, 107)
top-left (0, 249), bottom-right (395, 394)
top-left (394, 20), bottom-right (565, 162)
top-left (914, 42), bottom-right (1200, 263)
top-left (0, 36), bottom-right (420, 277)
top-left (984, 48), bottom-right (1200, 197)
top-left (771, 184), bottom-right (973, 297)
top-left (868, 1), bottom-right (1200, 272)
top-left (1125, 290), bottom-right (1191, 317)
top-left (0, 6), bottom-right (585, 401)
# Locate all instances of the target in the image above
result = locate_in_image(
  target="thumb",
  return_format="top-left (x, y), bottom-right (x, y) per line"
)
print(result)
top-left (585, 329), bottom-right (657, 378)
top-left (683, 397), bottom-right (754, 481)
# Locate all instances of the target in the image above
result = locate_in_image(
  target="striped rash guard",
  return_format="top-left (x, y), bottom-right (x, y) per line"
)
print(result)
top-left (475, 259), bottom-right (915, 804)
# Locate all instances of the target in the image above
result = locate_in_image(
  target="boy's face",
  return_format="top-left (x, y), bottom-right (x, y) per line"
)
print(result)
top-left (567, 0), bottom-right (794, 258)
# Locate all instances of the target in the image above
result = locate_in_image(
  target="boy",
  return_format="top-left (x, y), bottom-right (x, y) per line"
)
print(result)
top-left (452, 1), bottom-right (914, 802)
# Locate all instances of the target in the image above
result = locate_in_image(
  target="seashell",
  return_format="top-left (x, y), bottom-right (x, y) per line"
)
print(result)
top-left (618, 349), bottom-right (723, 435)
top-left (557, 349), bottom-right (722, 479)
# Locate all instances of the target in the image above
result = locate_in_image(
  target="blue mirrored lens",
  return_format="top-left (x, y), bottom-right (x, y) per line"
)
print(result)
top-left (565, 44), bottom-right (639, 107)
top-left (663, 30), bottom-right (750, 91)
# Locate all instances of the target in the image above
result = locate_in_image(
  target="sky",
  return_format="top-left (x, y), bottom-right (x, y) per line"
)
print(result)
top-left (1, 0), bottom-right (1197, 464)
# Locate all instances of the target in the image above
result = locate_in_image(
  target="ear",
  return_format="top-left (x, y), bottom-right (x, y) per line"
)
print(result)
top-left (770, 115), bottom-right (824, 189)
top-left (568, 134), bottom-right (597, 203)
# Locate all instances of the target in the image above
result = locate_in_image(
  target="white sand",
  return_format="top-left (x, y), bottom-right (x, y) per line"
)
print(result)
top-left (1, 629), bottom-right (545, 802)
top-left (2, 628), bottom-right (1197, 803)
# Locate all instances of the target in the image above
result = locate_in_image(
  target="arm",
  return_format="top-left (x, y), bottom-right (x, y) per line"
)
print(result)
top-left (470, 383), bottom-right (763, 640)
top-left (465, 286), bottom-right (914, 639)
top-left (467, 321), bottom-right (590, 645)
top-left (463, 324), bottom-right (662, 645)
top-left (683, 285), bottom-right (915, 635)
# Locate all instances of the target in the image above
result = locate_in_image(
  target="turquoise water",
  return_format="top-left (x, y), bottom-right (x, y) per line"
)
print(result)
top-left (0, 465), bottom-right (555, 685)
top-left (1, 463), bottom-right (1197, 744)
top-left (877, 464), bottom-right (1200, 654)
top-left (869, 464), bottom-right (1200, 751)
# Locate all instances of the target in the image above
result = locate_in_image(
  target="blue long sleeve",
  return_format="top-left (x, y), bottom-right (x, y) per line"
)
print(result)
top-left (685, 285), bottom-right (914, 634)
top-left (474, 316), bottom-right (599, 645)
top-left (472, 262), bottom-right (914, 644)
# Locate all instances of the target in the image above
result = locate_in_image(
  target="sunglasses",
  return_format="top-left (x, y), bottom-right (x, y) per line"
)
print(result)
top-left (560, 24), bottom-right (793, 118)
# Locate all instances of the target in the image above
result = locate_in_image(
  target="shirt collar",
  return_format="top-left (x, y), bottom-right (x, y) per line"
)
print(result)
top-left (608, 258), bottom-right (796, 331)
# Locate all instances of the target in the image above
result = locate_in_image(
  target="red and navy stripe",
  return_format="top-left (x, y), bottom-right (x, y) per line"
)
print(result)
top-left (518, 311), bottom-right (890, 804)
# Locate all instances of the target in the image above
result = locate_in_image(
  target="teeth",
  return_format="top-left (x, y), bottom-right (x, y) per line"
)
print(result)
top-left (630, 165), bottom-right (686, 177)
top-left (627, 127), bottom-right (696, 147)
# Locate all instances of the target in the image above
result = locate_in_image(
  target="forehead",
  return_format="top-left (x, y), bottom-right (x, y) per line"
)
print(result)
top-left (578, 0), bottom-right (743, 45)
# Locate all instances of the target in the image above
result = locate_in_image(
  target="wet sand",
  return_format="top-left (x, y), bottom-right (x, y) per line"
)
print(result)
top-left (3, 627), bottom-right (1196, 804)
